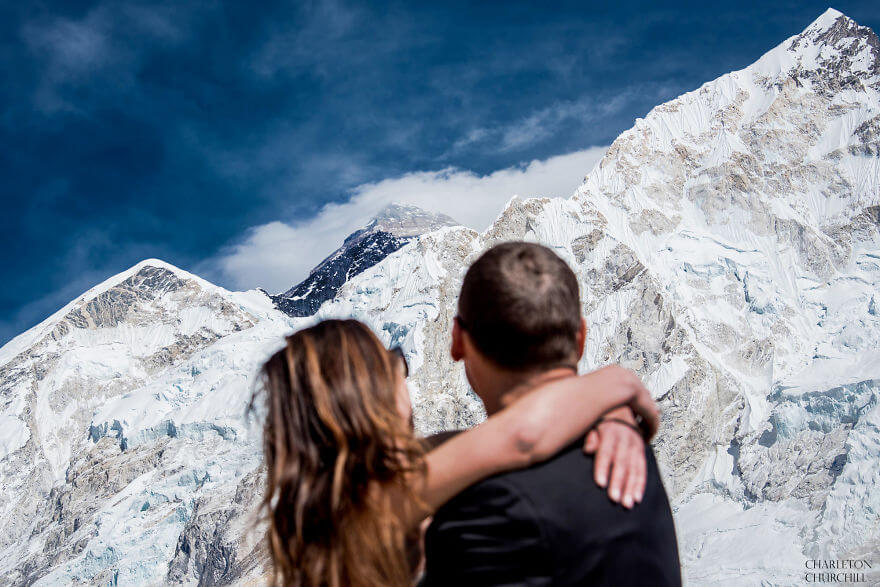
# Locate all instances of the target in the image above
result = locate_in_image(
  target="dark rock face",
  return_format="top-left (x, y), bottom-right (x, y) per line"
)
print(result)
top-left (271, 202), bottom-right (459, 318)
top-left (272, 230), bottom-right (411, 317)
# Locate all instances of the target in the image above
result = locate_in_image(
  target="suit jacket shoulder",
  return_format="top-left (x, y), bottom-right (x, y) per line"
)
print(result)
top-left (424, 442), bottom-right (682, 587)
top-left (423, 473), bottom-right (554, 586)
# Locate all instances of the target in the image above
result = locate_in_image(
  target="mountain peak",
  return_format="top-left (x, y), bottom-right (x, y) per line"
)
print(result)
top-left (786, 8), bottom-right (879, 68)
top-left (273, 203), bottom-right (458, 317)
top-left (813, 7), bottom-right (845, 29)
top-left (108, 258), bottom-right (220, 299)
top-left (128, 257), bottom-right (184, 273)
top-left (373, 201), bottom-right (424, 218)
top-left (365, 202), bottom-right (459, 238)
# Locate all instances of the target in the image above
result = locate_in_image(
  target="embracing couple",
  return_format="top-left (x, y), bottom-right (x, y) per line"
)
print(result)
top-left (254, 241), bottom-right (681, 586)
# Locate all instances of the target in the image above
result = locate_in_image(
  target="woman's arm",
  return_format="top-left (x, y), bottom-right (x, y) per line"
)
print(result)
top-left (407, 365), bottom-right (657, 528)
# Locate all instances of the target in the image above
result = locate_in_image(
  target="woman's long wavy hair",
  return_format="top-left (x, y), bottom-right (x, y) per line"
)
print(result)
top-left (254, 319), bottom-right (426, 586)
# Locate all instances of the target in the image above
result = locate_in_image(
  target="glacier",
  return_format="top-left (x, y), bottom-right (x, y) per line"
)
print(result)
top-left (1, 7), bottom-right (879, 585)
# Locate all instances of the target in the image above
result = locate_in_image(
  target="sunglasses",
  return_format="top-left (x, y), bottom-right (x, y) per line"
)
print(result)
top-left (389, 346), bottom-right (409, 377)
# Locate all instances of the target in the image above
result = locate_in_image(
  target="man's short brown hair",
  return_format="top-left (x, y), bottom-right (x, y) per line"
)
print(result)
top-left (457, 241), bottom-right (581, 371)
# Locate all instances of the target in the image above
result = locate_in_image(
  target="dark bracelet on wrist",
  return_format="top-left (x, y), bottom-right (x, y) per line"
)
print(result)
top-left (599, 416), bottom-right (648, 439)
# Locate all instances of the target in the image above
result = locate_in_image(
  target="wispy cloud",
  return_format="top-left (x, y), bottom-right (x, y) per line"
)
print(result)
top-left (207, 146), bottom-right (607, 293)
top-left (24, 16), bottom-right (109, 71)
top-left (450, 93), bottom-right (635, 155)
top-left (248, 0), bottom-right (394, 81)
top-left (20, 1), bottom-right (207, 113)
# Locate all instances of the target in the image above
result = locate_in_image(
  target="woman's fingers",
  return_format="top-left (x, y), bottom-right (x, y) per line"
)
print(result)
top-left (590, 419), bottom-right (647, 509)
top-left (583, 429), bottom-right (600, 454)
top-left (607, 433), bottom-right (631, 506)
top-left (624, 441), bottom-right (647, 505)
top-left (592, 427), bottom-right (618, 489)
top-left (606, 424), bottom-right (646, 509)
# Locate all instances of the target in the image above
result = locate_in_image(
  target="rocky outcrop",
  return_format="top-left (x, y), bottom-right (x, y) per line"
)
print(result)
top-left (166, 469), bottom-right (266, 586)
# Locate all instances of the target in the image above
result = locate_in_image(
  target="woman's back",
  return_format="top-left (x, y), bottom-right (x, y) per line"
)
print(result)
top-left (254, 319), bottom-right (423, 586)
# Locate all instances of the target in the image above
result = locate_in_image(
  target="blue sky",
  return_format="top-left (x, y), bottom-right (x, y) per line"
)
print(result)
top-left (1, 0), bottom-right (878, 344)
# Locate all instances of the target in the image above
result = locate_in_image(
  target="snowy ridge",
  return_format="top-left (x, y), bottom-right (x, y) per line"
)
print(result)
top-left (1, 9), bottom-right (879, 585)
top-left (0, 259), bottom-right (200, 366)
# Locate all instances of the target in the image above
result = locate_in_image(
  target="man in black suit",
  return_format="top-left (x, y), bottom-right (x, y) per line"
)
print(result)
top-left (422, 241), bottom-right (681, 586)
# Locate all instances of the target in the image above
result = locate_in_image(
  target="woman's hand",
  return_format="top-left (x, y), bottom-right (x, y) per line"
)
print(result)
top-left (584, 406), bottom-right (647, 509)
top-left (575, 366), bottom-right (656, 509)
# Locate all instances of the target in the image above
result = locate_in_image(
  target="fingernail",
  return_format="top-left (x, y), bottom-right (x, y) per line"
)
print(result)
top-left (623, 495), bottom-right (634, 509)
top-left (635, 493), bottom-right (643, 504)
top-left (610, 488), bottom-right (621, 502)
top-left (597, 475), bottom-right (607, 488)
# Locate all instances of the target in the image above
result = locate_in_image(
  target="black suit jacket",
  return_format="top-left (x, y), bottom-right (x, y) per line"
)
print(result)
top-left (422, 440), bottom-right (681, 586)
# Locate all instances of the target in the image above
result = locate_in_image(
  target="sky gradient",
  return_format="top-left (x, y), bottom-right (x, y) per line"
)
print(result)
top-left (1, 0), bottom-right (878, 344)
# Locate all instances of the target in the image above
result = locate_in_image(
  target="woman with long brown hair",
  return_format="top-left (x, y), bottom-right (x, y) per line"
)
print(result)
top-left (254, 319), bottom-right (658, 586)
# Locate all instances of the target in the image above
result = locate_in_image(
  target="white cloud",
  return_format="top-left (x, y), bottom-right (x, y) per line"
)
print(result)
top-left (212, 146), bottom-right (608, 293)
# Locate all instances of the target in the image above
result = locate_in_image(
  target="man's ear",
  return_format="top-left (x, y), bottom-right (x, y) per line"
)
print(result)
top-left (576, 317), bottom-right (588, 360)
top-left (451, 318), bottom-right (465, 362)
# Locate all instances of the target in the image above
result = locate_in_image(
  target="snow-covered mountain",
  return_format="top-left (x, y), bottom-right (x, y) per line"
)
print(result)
top-left (271, 203), bottom-right (458, 316)
top-left (1, 8), bottom-right (879, 585)
top-left (0, 261), bottom-right (296, 584)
